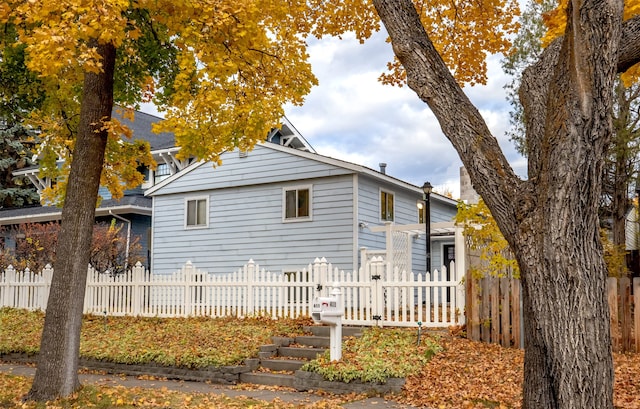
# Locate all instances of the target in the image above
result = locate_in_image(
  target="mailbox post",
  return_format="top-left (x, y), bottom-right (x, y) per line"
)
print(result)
top-left (311, 282), bottom-right (343, 361)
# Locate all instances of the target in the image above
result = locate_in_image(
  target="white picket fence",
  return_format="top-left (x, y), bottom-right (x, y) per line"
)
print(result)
top-left (0, 258), bottom-right (465, 328)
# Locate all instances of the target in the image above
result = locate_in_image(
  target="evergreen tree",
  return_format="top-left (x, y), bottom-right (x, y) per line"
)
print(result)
top-left (0, 21), bottom-right (43, 208)
top-left (0, 124), bottom-right (39, 208)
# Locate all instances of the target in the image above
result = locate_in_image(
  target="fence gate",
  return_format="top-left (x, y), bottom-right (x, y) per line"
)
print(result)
top-left (314, 257), bottom-right (464, 328)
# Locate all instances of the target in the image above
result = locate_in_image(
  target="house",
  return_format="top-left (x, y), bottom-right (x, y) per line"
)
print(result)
top-left (145, 139), bottom-right (458, 275)
top-left (0, 110), bottom-right (179, 265)
top-left (0, 110), bottom-right (459, 275)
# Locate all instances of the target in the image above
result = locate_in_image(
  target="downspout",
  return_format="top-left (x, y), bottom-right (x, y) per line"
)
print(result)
top-left (353, 173), bottom-right (359, 271)
top-left (109, 210), bottom-right (131, 271)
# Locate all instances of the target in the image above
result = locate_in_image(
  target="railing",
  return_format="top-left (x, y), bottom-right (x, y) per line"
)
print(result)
top-left (0, 258), bottom-right (465, 328)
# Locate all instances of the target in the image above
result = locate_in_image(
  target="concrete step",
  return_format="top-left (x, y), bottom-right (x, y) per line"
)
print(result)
top-left (271, 336), bottom-right (293, 347)
top-left (278, 346), bottom-right (326, 360)
top-left (260, 358), bottom-right (306, 372)
top-left (294, 335), bottom-right (329, 348)
top-left (304, 325), bottom-right (364, 338)
top-left (239, 372), bottom-right (295, 388)
top-left (257, 344), bottom-right (278, 359)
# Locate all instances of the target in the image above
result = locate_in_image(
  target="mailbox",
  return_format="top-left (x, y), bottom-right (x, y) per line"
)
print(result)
top-left (311, 283), bottom-right (343, 361)
top-left (312, 296), bottom-right (341, 324)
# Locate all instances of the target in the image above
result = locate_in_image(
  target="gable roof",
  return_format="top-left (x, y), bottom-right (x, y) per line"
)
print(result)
top-left (145, 141), bottom-right (457, 206)
top-left (116, 109), bottom-right (175, 151)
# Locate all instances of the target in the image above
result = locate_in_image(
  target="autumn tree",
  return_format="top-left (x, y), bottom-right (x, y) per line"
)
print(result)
top-left (504, 0), bottom-right (640, 275)
top-left (0, 0), bottom-right (381, 401)
top-left (90, 220), bottom-right (143, 276)
top-left (0, 220), bottom-right (142, 274)
top-left (455, 199), bottom-right (519, 278)
top-left (371, 0), bottom-right (640, 407)
top-left (0, 222), bottom-right (58, 271)
top-left (11, 222), bottom-right (59, 273)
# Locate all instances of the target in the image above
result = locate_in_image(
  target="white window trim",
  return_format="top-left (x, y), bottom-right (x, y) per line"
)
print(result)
top-left (184, 196), bottom-right (209, 229)
top-left (379, 188), bottom-right (395, 222)
top-left (282, 184), bottom-right (313, 223)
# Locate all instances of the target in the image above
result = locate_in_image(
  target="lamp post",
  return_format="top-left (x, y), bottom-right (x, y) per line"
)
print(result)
top-left (422, 182), bottom-right (433, 274)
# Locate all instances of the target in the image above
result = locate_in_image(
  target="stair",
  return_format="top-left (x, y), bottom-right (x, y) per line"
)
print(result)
top-left (239, 325), bottom-right (364, 387)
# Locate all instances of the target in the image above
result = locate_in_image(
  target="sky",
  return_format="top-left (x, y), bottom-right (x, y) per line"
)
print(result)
top-left (283, 29), bottom-right (528, 199)
top-left (142, 27), bottom-right (528, 200)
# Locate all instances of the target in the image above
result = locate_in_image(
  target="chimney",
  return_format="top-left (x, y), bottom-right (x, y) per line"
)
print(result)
top-left (379, 163), bottom-right (387, 174)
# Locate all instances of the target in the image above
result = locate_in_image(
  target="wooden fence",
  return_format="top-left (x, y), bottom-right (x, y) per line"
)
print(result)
top-left (0, 258), bottom-right (465, 328)
top-left (467, 276), bottom-right (640, 352)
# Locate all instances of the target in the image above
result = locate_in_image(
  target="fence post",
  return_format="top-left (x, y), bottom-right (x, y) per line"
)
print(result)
top-left (132, 262), bottom-right (144, 316)
top-left (5, 265), bottom-right (15, 309)
top-left (607, 277), bottom-right (619, 352)
top-left (619, 277), bottom-right (631, 352)
top-left (454, 226), bottom-right (466, 325)
top-left (313, 257), bottom-right (329, 295)
top-left (183, 261), bottom-right (194, 316)
top-left (247, 259), bottom-right (255, 315)
top-left (359, 247), bottom-right (367, 267)
top-left (42, 264), bottom-right (53, 311)
top-left (467, 275), bottom-right (479, 341)
top-left (370, 256), bottom-right (385, 327)
top-left (385, 221), bottom-right (394, 270)
top-left (512, 278), bottom-right (522, 349)
top-left (500, 277), bottom-right (510, 347)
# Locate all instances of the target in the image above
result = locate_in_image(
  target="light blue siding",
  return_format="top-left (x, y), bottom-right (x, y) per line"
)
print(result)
top-left (155, 145), bottom-right (352, 196)
top-left (152, 171), bottom-right (356, 275)
top-left (356, 175), bottom-right (456, 274)
top-left (150, 144), bottom-right (458, 277)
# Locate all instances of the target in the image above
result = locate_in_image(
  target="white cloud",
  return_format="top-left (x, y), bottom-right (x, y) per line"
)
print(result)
top-left (286, 30), bottom-right (527, 200)
top-left (140, 29), bottom-right (527, 201)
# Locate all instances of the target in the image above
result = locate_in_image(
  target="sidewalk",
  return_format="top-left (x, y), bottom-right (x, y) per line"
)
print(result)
top-left (0, 362), bottom-right (419, 409)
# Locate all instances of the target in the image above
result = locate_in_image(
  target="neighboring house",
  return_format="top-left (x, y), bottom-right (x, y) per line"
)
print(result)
top-left (145, 141), bottom-right (458, 275)
top-left (0, 110), bottom-right (182, 266)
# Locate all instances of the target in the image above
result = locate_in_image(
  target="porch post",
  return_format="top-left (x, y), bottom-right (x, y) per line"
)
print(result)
top-left (455, 224), bottom-right (466, 325)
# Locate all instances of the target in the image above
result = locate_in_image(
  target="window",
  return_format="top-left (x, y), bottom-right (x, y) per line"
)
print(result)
top-left (185, 197), bottom-right (208, 228)
top-left (284, 186), bottom-right (311, 221)
top-left (380, 190), bottom-right (394, 221)
top-left (155, 163), bottom-right (171, 184)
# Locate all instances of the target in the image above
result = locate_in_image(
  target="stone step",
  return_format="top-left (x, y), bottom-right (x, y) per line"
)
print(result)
top-left (278, 346), bottom-right (326, 360)
top-left (271, 336), bottom-right (293, 347)
top-left (304, 325), bottom-right (364, 338)
top-left (294, 335), bottom-right (329, 348)
top-left (260, 358), bottom-right (306, 372)
top-left (239, 371), bottom-right (295, 388)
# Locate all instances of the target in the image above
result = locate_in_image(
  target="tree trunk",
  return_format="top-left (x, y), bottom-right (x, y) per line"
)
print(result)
top-left (26, 41), bottom-right (116, 401)
top-left (372, 0), bottom-right (621, 407)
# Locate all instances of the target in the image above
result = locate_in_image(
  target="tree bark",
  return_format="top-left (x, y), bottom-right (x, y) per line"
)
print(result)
top-left (26, 41), bottom-right (116, 401)
top-left (372, 0), bottom-right (624, 407)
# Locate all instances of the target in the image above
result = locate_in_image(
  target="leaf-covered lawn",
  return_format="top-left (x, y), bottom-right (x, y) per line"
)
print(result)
top-left (398, 336), bottom-right (640, 409)
top-left (303, 327), bottom-right (442, 383)
top-left (2, 308), bottom-right (639, 408)
top-left (0, 308), bottom-right (314, 367)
